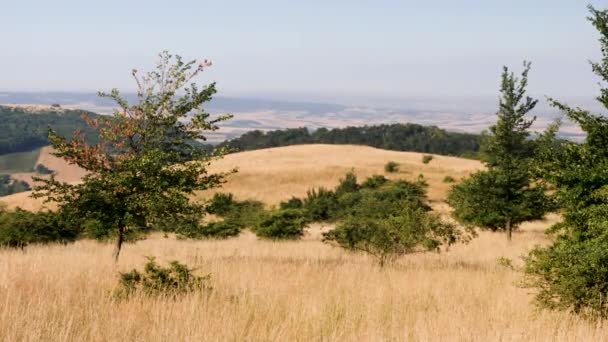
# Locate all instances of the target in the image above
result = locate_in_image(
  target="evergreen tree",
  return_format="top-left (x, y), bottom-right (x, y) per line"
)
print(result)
top-left (448, 62), bottom-right (548, 240)
top-left (33, 52), bottom-right (233, 261)
top-left (524, 6), bottom-right (608, 318)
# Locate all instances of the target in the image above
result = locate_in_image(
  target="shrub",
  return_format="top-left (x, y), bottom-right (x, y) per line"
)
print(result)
top-left (422, 155), bottom-right (434, 164)
top-left (335, 170), bottom-right (359, 195)
top-left (254, 209), bottom-right (308, 240)
top-left (226, 200), bottom-right (265, 229)
top-left (361, 175), bottom-right (388, 189)
top-left (279, 197), bottom-right (304, 210)
top-left (0, 174), bottom-right (31, 196)
top-left (34, 164), bottom-right (54, 175)
top-left (0, 209), bottom-right (80, 248)
top-left (443, 175), bottom-right (456, 183)
top-left (197, 220), bottom-right (242, 239)
top-left (384, 161), bottom-right (399, 173)
top-left (206, 193), bottom-right (236, 216)
top-left (303, 187), bottom-right (339, 221)
top-left (116, 257), bottom-right (211, 298)
top-left (323, 205), bottom-right (461, 267)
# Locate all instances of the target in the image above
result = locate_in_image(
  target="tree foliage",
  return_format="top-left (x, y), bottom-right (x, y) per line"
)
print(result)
top-left (0, 106), bottom-right (102, 155)
top-left (448, 62), bottom-right (549, 240)
top-left (524, 6), bottom-right (608, 319)
top-left (33, 52), bottom-right (233, 260)
top-left (214, 123), bottom-right (482, 157)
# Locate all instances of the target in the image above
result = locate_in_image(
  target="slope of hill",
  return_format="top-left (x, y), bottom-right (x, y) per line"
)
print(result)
top-left (0, 105), bottom-right (101, 155)
top-left (1, 144), bottom-right (482, 211)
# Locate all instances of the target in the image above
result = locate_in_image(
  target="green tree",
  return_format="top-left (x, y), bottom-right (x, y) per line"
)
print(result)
top-left (448, 62), bottom-right (548, 240)
top-left (33, 52), bottom-right (233, 261)
top-left (523, 6), bottom-right (608, 319)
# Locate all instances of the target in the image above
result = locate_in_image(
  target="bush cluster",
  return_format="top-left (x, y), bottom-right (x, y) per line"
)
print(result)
top-left (0, 209), bottom-right (80, 248)
top-left (116, 257), bottom-right (211, 298)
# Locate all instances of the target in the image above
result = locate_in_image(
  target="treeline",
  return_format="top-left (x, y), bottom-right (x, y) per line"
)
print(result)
top-left (216, 124), bottom-right (482, 157)
top-left (0, 106), bottom-right (100, 155)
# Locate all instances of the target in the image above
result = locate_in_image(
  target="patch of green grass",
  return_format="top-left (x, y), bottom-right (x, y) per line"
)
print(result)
top-left (0, 148), bottom-right (43, 173)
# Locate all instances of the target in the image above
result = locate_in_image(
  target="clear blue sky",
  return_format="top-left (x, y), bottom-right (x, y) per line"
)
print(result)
top-left (1, 0), bottom-right (605, 105)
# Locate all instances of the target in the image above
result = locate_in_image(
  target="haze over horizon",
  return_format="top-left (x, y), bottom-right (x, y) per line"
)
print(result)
top-left (2, 0), bottom-right (607, 110)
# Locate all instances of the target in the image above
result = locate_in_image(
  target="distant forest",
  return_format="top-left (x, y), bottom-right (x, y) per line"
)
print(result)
top-left (0, 107), bottom-right (481, 158)
top-left (0, 106), bottom-right (100, 155)
top-left (214, 124), bottom-right (482, 157)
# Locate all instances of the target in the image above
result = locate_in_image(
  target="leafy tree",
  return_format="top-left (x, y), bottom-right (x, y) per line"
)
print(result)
top-left (323, 181), bottom-right (464, 267)
top-left (523, 6), bottom-right (608, 319)
top-left (448, 62), bottom-right (549, 240)
top-left (33, 52), bottom-right (233, 261)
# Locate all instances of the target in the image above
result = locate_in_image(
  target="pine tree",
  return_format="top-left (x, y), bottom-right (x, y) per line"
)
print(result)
top-left (33, 52), bottom-right (234, 261)
top-left (448, 62), bottom-right (548, 240)
top-left (524, 6), bottom-right (608, 318)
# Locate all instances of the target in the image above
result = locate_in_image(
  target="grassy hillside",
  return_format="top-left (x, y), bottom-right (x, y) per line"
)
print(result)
top-left (0, 148), bottom-right (42, 173)
top-left (1, 144), bottom-right (480, 211)
top-left (0, 143), bottom-right (598, 340)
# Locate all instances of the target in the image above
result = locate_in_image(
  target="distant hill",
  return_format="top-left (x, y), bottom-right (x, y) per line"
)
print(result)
top-left (215, 124), bottom-right (482, 158)
top-left (0, 105), bottom-right (101, 155)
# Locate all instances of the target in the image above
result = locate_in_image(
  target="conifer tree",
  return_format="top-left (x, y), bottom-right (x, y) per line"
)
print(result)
top-left (448, 62), bottom-right (548, 240)
top-left (524, 6), bottom-right (608, 318)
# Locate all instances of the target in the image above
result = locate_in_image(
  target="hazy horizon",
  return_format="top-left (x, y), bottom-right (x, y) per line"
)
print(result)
top-left (3, 0), bottom-right (608, 109)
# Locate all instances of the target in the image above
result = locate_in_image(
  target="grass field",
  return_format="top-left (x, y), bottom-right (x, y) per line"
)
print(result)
top-left (0, 144), bottom-right (604, 341)
top-left (0, 148), bottom-right (41, 174)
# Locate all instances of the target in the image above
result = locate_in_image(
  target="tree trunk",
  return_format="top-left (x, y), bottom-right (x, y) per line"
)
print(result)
top-left (113, 227), bottom-right (124, 262)
top-left (506, 217), bottom-right (512, 241)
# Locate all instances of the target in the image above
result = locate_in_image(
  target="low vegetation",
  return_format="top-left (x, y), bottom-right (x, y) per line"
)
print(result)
top-left (384, 161), bottom-right (399, 173)
top-left (0, 175), bottom-right (30, 197)
top-left (116, 257), bottom-right (211, 298)
top-left (422, 154), bottom-right (433, 164)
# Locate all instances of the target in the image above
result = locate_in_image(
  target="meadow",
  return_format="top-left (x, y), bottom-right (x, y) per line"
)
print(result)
top-left (0, 145), bottom-right (604, 341)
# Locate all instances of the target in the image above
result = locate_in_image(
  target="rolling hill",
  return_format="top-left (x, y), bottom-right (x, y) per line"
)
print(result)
top-left (1, 144), bottom-right (482, 212)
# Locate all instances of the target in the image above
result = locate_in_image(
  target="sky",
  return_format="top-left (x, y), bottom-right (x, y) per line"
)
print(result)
top-left (1, 0), bottom-right (606, 107)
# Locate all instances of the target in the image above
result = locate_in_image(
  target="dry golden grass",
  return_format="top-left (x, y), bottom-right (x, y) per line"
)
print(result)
top-left (2, 144), bottom-right (602, 341)
top-left (203, 144), bottom-right (483, 207)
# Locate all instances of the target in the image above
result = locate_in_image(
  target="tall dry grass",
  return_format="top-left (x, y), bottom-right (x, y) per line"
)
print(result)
top-left (1, 145), bottom-right (602, 341)
top-left (1, 219), bottom-right (606, 341)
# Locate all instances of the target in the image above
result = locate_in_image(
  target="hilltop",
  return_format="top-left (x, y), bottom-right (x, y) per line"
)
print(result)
top-left (1, 144), bottom-right (482, 212)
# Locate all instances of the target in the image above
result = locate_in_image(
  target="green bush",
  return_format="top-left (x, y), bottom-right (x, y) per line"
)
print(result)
top-left (443, 175), bottom-right (456, 183)
top-left (303, 187), bottom-right (339, 221)
top-left (197, 220), bottom-right (242, 239)
top-left (34, 164), bottom-right (54, 175)
top-left (116, 257), bottom-right (211, 298)
top-left (335, 170), bottom-right (359, 195)
top-left (323, 205), bottom-right (461, 267)
top-left (254, 209), bottom-right (308, 240)
top-left (361, 175), bottom-right (388, 189)
top-left (384, 161), bottom-right (399, 173)
top-left (226, 200), bottom-right (265, 229)
top-left (422, 155), bottom-right (434, 164)
top-left (279, 197), bottom-right (304, 210)
top-left (0, 209), bottom-right (80, 248)
top-left (206, 193), bottom-right (236, 216)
